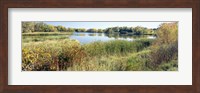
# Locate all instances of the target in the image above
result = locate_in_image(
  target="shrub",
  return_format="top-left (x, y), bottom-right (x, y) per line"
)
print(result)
top-left (158, 59), bottom-right (178, 71)
top-left (22, 39), bottom-right (86, 71)
top-left (126, 50), bottom-right (151, 71)
top-left (148, 41), bottom-right (178, 70)
top-left (58, 45), bottom-right (87, 70)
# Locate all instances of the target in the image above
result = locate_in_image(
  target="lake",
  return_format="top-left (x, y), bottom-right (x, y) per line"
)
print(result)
top-left (23, 32), bottom-right (155, 44)
top-left (69, 32), bottom-right (155, 44)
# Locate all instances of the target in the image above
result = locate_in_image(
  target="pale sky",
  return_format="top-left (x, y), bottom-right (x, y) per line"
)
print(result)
top-left (44, 22), bottom-right (174, 29)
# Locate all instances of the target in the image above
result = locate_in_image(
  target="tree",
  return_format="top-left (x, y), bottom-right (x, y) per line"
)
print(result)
top-left (112, 27), bottom-right (120, 32)
top-left (67, 28), bottom-right (75, 32)
top-left (56, 25), bottom-right (67, 32)
top-left (45, 25), bottom-right (58, 32)
top-left (104, 28), bottom-right (114, 34)
top-left (87, 28), bottom-right (97, 33)
top-left (75, 28), bottom-right (86, 32)
top-left (156, 22), bottom-right (178, 45)
top-left (22, 22), bottom-right (35, 33)
top-left (48, 25), bottom-right (58, 32)
top-left (34, 22), bottom-right (46, 32)
top-left (134, 26), bottom-right (147, 35)
top-left (97, 29), bottom-right (103, 33)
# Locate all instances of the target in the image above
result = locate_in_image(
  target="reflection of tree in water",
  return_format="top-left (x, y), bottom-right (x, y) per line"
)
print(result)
top-left (88, 33), bottom-right (97, 36)
top-left (74, 34), bottom-right (85, 36)
top-left (130, 35), bottom-right (148, 39)
top-left (98, 33), bottom-right (103, 36)
top-left (105, 33), bottom-right (119, 39)
top-left (105, 33), bottom-right (150, 39)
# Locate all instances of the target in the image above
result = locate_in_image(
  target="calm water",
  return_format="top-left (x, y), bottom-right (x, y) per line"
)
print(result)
top-left (69, 32), bottom-right (155, 44)
top-left (23, 32), bottom-right (155, 44)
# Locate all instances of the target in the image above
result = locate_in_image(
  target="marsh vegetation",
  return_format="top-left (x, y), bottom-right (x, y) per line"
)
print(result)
top-left (22, 22), bottom-right (178, 71)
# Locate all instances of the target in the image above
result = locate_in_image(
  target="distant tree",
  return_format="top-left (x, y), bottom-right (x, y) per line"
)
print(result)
top-left (75, 28), bottom-right (86, 32)
top-left (22, 22), bottom-right (35, 33)
top-left (112, 27), bottom-right (120, 32)
top-left (45, 25), bottom-right (58, 32)
top-left (87, 28), bottom-right (97, 33)
top-left (34, 22), bottom-right (46, 32)
top-left (119, 26), bottom-right (132, 34)
top-left (81, 28), bottom-right (86, 32)
top-left (104, 28), bottom-right (114, 34)
top-left (67, 28), bottom-right (75, 32)
top-left (52, 26), bottom-right (58, 32)
top-left (97, 29), bottom-right (103, 33)
top-left (56, 25), bottom-right (67, 32)
top-left (134, 26), bottom-right (146, 35)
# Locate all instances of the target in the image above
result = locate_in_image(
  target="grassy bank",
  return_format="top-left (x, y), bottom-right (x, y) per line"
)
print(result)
top-left (22, 32), bottom-right (72, 43)
top-left (22, 32), bottom-right (72, 36)
top-left (22, 35), bottom-right (69, 43)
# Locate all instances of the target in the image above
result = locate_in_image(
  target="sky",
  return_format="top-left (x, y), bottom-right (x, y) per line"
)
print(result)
top-left (44, 22), bottom-right (174, 29)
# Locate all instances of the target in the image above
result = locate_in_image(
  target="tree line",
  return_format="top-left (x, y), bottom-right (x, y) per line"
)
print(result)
top-left (22, 22), bottom-right (157, 35)
top-left (22, 22), bottom-right (71, 33)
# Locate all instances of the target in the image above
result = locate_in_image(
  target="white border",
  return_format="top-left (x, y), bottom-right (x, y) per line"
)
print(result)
top-left (8, 8), bottom-right (192, 85)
